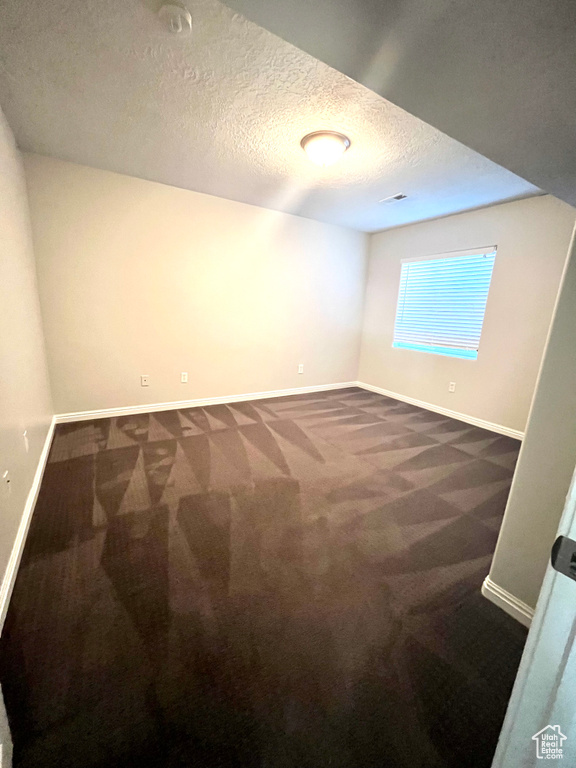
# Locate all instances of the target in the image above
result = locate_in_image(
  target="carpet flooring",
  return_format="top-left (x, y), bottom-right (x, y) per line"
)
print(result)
top-left (1, 387), bottom-right (527, 768)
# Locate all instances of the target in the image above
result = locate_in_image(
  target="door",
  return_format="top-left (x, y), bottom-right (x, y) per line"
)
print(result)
top-left (492, 468), bottom-right (576, 766)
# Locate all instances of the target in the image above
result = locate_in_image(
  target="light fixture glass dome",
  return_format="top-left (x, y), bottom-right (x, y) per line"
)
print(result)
top-left (301, 131), bottom-right (351, 166)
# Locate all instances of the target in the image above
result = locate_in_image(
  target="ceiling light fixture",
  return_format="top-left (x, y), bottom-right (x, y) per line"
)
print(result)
top-left (301, 131), bottom-right (351, 166)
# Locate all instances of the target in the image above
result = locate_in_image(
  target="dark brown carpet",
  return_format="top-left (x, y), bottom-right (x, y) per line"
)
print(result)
top-left (1, 387), bottom-right (526, 768)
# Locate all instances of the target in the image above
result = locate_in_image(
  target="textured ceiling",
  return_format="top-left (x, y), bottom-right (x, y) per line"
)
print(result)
top-left (0, 0), bottom-right (539, 232)
top-left (223, 0), bottom-right (576, 212)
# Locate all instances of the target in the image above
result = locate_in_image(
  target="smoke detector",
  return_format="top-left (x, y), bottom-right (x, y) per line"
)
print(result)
top-left (379, 193), bottom-right (408, 204)
top-left (158, 3), bottom-right (192, 35)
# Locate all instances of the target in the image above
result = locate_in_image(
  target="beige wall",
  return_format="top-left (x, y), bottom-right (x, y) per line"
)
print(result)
top-left (24, 155), bottom-right (368, 415)
top-left (358, 196), bottom-right (576, 433)
top-left (490, 230), bottom-right (576, 609)
top-left (0, 112), bottom-right (52, 612)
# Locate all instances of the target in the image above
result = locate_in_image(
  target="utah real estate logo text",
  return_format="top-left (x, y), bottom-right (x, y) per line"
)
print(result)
top-left (532, 725), bottom-right (567, 759)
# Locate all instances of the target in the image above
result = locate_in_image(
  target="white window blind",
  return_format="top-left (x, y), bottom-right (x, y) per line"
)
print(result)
top-left (393, 247), bottom-right (497, 360)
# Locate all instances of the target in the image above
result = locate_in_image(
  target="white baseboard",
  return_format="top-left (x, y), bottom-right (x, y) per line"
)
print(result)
top-left (0, 417), bottom-right (56, 632)
top-left (55, 382), bottom-right (526, 440)
top-left (54, 382), bottom-right (357, 423)
top-left (482, 575), bottom-right (534, 627)
top-left (356, 381), bottom-right (524, 440)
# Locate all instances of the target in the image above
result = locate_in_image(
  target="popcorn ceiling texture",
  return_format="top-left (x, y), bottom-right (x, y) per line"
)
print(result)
top-left (0, 0), bottom-right (538, 231)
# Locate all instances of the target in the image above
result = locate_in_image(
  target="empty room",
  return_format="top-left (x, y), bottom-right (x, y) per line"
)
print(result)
top-left (1, 1), bottom-right (576, 767)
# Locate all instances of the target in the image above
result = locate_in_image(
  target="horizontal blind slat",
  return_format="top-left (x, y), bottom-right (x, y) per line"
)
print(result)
top-left (394, 252), bottom-right (495, 356)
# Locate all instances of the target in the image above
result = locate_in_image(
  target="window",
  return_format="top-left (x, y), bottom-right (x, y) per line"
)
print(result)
top-left (392, 246), bottom-right (497, 360)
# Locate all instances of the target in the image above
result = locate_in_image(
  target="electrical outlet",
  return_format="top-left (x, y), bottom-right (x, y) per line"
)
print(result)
top-left (2, 471), bottom-right (11, 499)
top-left (298, 364), bottom-right (304, 374)
top-left (141, 375), bottom-right (150, 387)
top-left (448, 382), bottom-right (456, 393)
top-left (181, 372), bottom-right (188, 383)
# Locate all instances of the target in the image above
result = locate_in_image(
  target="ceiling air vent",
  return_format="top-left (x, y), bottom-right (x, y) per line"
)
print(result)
top-left (379, 193), bottom-right (408, 204)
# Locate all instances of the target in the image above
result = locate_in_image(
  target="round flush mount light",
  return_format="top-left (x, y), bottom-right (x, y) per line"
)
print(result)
top-left (300, 131), bottom-right (351, 166)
